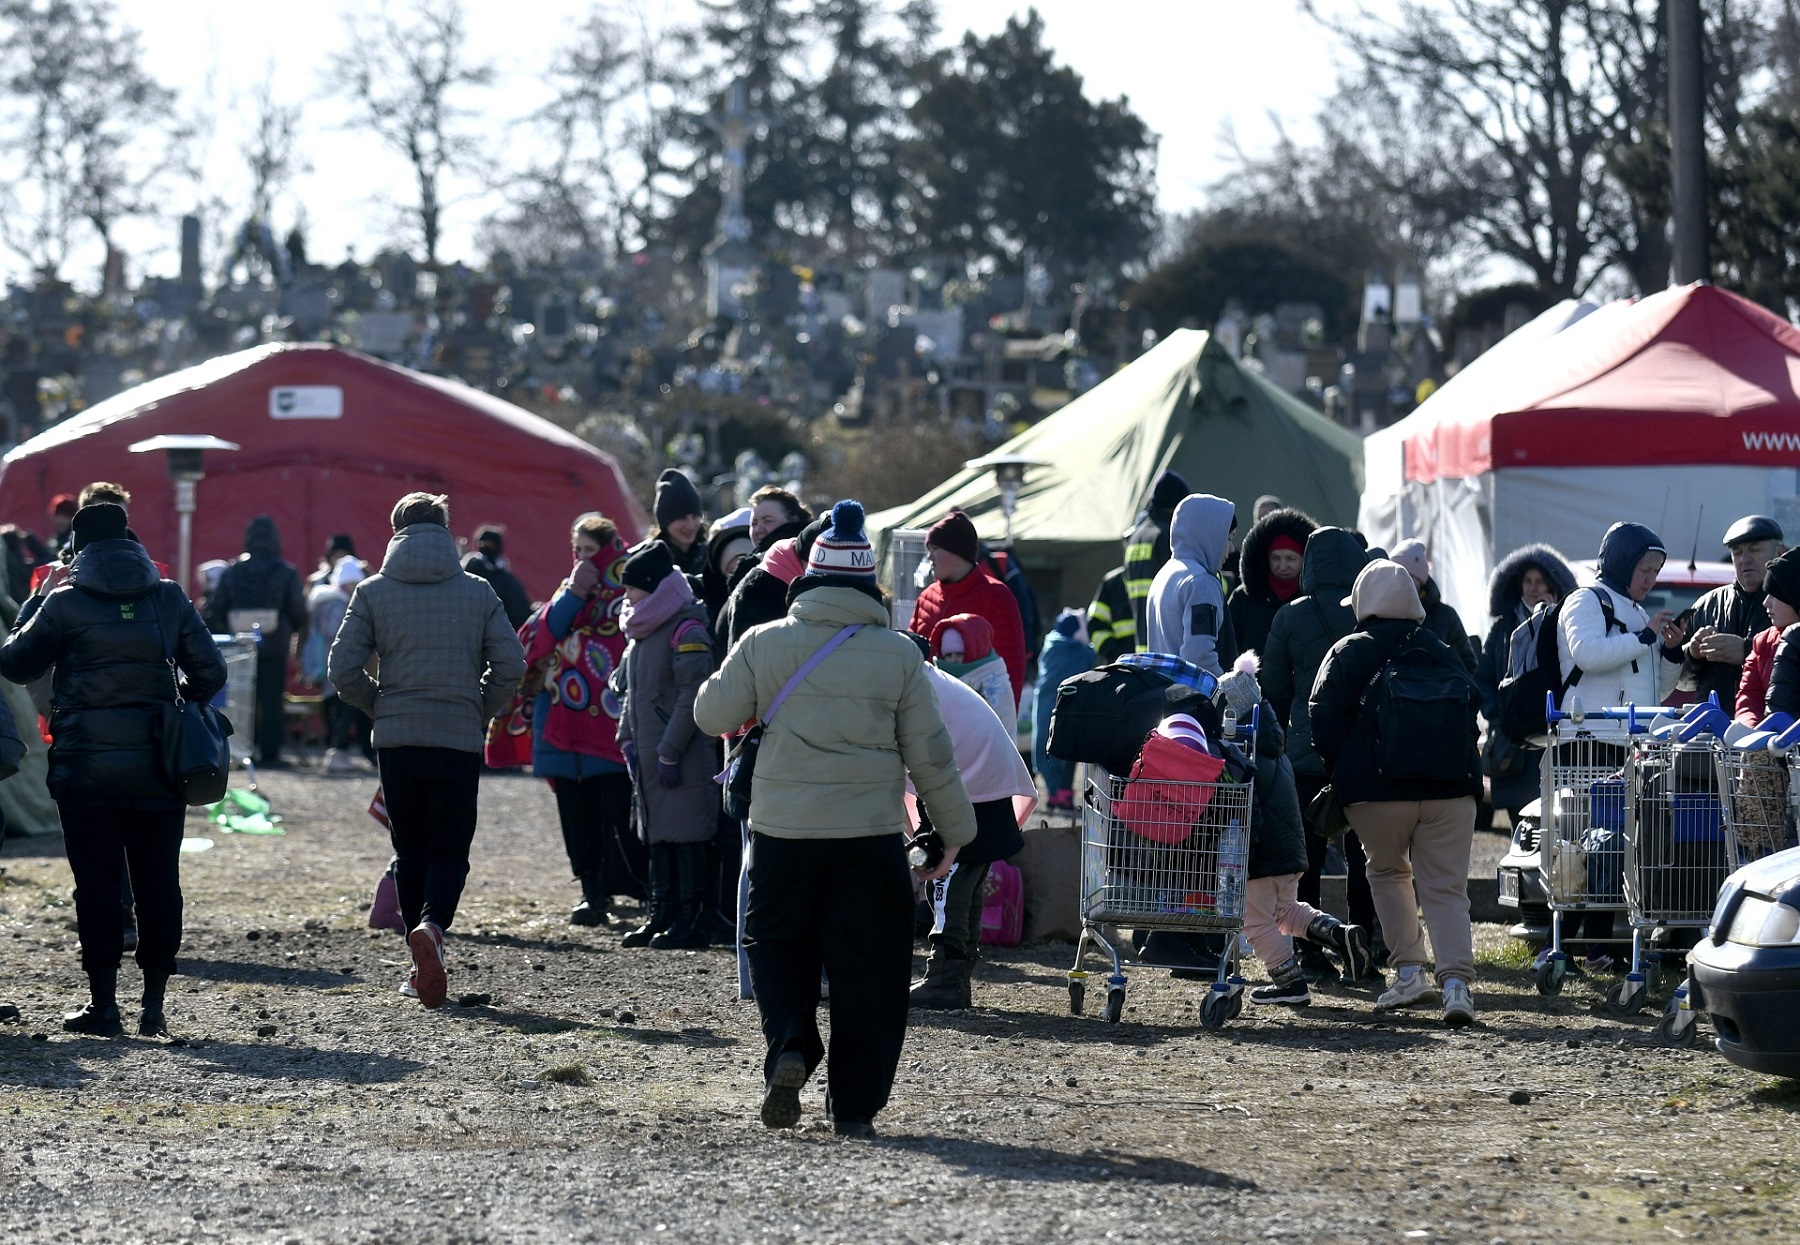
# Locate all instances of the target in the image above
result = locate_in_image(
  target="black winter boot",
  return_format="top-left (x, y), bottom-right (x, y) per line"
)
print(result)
top-left (621, 846), bottom-right (674, 948)
top-left (140, 972), bottom-right (170, 1037)
top-left (909, 953), bottom-right (968, 1010)
top-left (651, 844), bottom-right (711, 950)
top-left (63, 968), bottom-right (123, 1036)
top-left (1249, 957), bottom-right (1312, 1005)
top-left (1306, 913), bottom-right (1372, 984)
top-left (570, 872), bottom-right (611, 927)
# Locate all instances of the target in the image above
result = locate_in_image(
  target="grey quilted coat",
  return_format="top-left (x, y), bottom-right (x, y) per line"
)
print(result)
top-left (327, 524), bottom-right (526, 752)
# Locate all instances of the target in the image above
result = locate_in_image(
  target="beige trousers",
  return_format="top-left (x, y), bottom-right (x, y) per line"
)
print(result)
top-left (1242, 873), bottom-right (1325, 970)
top-left (1343, 797), bottom-right (1477, 985)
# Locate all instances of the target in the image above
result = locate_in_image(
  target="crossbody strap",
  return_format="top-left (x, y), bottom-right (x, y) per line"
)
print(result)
top-left (144, 588), bottom-right (185, 708)
top-left (763, 624), bottom-right (863, 727)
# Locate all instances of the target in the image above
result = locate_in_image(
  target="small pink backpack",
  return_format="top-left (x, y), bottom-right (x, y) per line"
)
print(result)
top-left (980, 859), bottom-right (1024, 946)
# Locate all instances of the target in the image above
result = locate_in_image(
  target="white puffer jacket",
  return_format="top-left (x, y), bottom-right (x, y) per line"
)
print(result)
top-left (1556, 583), bottom-right (1668, 711)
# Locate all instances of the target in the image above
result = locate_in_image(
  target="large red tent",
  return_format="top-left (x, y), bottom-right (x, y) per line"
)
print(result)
top-left (0, 343), bottom-right (647, 601)
top-left (1361, 284), bottom-right (1800, 628)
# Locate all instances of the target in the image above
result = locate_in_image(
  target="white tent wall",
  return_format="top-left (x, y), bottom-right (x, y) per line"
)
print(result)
top-left (1374, 464), bottom-right (1799, 639)
top-left (1493, 464), bottom-right (1800, 573)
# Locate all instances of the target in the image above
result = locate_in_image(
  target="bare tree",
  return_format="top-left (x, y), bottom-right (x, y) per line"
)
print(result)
top-left (244, 71), bottom-right (304, 223)
top-left (0, 0), bottom-right (181, 281)
top-left (481, 7), bottom-right (632, 266)
top-left (332, 0), bottom-right (493, 265)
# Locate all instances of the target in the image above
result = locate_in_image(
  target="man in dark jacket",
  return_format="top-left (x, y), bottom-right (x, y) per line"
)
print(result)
top-left (1390, 540), bottom-right (1476, 671)
top-left (0, 502), bottom-right (225, 1037)
top-left (1260, 526), bottom-right (1376, 976)
top-left (1227, 507), bottom-right (1316, 658)
top-left (1085, 566), bottom-right (1135, 663)
top-left (717, 515), bottom-right (827, 655)
top-left (1124, 469), bottom-right (1190, 651)
top-left (462, 525), bottom-right (533, 630)
top-left (328, 492), bottom-right (527, 1010)
top-left (1310, 560), bottom-right (1482, 1028)
top-left (1665, 515), bottom-right (1784, 707)
top-left (205, 516), bottom-right (307, 768)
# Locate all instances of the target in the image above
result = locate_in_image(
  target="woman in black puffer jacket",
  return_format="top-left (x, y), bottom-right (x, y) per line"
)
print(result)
top-left (0, 504), bottom-right (226, 1037)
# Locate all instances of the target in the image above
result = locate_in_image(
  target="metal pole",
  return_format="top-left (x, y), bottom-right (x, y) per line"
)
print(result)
top-left (1667, 0), bottom-right (1708, 285)
top-left (175, 478), bottom-right (196, 598)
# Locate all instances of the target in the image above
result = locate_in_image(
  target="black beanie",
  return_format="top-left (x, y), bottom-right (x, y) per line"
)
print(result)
top-left (654, 468), bottom-right (703, 529)
top-left (1148, 470), bottom-right (1191, 513)
top-left (622, 541), bottom-right (675, 593)
top-left (1765, 549), bottom-right (1800, 610)
top-left (70, 503), bottom-right (129, 552)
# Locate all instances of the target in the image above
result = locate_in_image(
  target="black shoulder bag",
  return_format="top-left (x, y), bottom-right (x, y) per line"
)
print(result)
top-left (151, 591), bottom-right (234, 806)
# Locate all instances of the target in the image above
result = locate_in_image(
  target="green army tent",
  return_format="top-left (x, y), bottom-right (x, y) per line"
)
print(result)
top-left (870, 328), bottom-right (1365, 608)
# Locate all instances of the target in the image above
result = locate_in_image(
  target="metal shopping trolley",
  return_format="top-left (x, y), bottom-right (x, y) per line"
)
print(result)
top-left (1066, 714), bottom-right (1256, 1029)
top-left (1533, 699), bottom-right (1642, 996)
top-left (1614, 717), bottom-right (1732, 1017)
top-left (1658, 719), bottom-right (1800, 1047)
top-left (214, 633), bottom-right (259, 767)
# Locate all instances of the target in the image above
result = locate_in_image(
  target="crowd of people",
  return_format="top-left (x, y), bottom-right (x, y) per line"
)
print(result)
top-left (5, 450), bottom-right (1795, 1135)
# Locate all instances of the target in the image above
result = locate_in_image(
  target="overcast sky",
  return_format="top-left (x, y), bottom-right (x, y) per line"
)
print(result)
top-left (90, 0), bottom-right (1350, 286)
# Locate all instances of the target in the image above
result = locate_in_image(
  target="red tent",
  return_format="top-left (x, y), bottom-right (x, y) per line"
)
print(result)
top-left (0, 344), bottom-right (648, 601)
top-left (1361, 284), bottom-right (1800, 628)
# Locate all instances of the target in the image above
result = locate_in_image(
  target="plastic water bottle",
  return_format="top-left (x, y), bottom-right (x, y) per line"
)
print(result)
top-left (1217, 819), bottom-right (1246, 920)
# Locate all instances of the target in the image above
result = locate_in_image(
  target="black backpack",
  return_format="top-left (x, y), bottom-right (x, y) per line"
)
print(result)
top-left (1047, 663), bottom-right (1220, 775)
top-left (1365, 632), bottom-right (1477, 783)
top-left (1494, 591), bottom-right (1621, 742)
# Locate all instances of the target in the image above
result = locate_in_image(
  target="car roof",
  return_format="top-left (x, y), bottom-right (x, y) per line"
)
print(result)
top-left (1571, 558), bottom-right (1736, 588)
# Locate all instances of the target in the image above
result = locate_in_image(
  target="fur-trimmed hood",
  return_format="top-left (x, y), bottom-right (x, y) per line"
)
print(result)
top-left (1486, 543), bottom-right (1578, 619)
top-left (1237, 507), bottom-right (1316, 602)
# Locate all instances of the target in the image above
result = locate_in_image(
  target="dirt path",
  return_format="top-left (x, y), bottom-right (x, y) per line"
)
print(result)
top-left (1, 769), bottom-right (1795, 1244)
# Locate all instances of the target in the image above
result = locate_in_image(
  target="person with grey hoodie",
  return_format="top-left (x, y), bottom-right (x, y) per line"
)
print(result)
top-left (328, 492), bottom-right (527, 1011)
top-left (1143, 494), bottom-right (1236, 676)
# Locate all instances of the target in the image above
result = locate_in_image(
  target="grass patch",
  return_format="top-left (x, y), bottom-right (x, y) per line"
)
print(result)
top-left (541, 1062), bottom-right (592, 1086)
top-left (1475, 938), bottom-right (1537, 970)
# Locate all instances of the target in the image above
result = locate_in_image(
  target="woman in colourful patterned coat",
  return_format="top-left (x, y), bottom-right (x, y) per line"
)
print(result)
top-left (514, 513), bottom-right (642, 926)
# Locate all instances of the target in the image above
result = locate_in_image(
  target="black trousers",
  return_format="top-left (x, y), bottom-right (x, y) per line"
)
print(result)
top-left (1295, 772), bottom-right (1376, 930)
top-left (254, 645), bottom-right (288, 764)
top-left (929, 861), bottom-right (990, 961)
top-left (745, 832), bottom-right (914, 1124)
top-left (61, 802), bottom-right (185, 977)
top-left (551, 773), bottom-right (645, 900)
top-left (378, 746), bottom-right (482, 932)
top-left (323, 695), bottom-right (374, 757)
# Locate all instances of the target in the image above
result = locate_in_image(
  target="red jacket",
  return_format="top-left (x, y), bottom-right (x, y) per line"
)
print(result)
top-left (1737, 625), bottom-right (1781, 725)
top-left (910, 565), bottom-right (1026, 706)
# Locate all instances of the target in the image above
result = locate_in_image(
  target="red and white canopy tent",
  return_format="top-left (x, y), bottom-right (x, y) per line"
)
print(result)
top-left (1359, 284), bottom-right (1800, 630)
top-left (0, 344), bottom-right (647, 602)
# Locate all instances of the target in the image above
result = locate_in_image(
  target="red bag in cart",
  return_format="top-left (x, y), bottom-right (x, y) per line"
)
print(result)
top-left (1116, 732), bottom-right (1226, 844)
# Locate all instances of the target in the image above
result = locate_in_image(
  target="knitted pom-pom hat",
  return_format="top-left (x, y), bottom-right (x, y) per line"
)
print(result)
top-left (806, 500), bottom-right (877, 581)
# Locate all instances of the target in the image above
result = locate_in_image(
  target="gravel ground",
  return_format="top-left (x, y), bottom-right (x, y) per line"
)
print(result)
top-left (1, 767), bottom-right (1797, 1245)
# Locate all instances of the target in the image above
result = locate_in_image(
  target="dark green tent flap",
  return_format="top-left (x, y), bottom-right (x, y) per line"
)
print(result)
top-left (870, 329), bottom-right (1364, 607)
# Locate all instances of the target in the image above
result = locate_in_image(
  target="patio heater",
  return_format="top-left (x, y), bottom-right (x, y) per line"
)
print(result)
top-left (964, 453), bottom-right (1048, 547)
top-left (128, 434), bottom-right (240, 597)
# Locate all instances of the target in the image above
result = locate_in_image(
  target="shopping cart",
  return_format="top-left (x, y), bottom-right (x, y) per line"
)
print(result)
top-left (1066, 714), bottom-right (1256, 1029)
top-left (1659, 717), bottom-right (1800, 1047)
top-left (214, 633), bottom-right (259, 768)
top-left (1614, 717), bottom-right (1732, 1017)
top-left (1533, 700), bottom-right (1642, 996)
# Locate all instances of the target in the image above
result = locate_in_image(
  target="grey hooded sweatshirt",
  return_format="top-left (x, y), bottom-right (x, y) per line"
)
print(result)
top-left (327, 523), bottom-right (527, 752)
top-left (1144, 494), bottom-right (1236, 677)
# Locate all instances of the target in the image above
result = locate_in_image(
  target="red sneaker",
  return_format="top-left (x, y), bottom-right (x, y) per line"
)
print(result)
top-left (408, 922), bottom-right (447, 1009)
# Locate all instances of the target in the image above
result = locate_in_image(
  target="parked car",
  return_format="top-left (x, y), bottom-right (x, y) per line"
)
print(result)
top-left (1689, 845), bottom-right (1800, 1078)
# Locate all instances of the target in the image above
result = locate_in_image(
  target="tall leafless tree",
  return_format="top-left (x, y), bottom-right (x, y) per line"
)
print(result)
top-left (333, 0), bottom-right (493, 265)
top-left (0, 0), bottom-right (181, 282)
